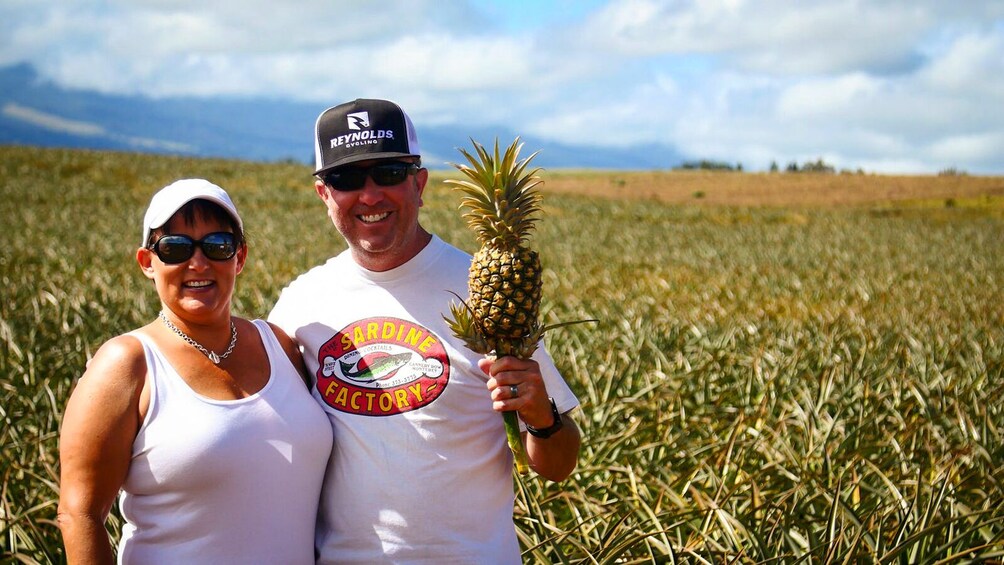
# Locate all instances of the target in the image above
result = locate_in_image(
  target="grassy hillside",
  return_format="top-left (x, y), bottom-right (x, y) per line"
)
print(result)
top-left (2, 145), bottom-right (1002, 563)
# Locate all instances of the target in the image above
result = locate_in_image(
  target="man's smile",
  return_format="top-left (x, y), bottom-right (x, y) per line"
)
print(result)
top-left (360, 212), bottom-right (391, 223)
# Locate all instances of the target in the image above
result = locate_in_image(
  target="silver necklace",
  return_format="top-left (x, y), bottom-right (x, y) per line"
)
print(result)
top-left (158, 311), bottom-right (237, 364)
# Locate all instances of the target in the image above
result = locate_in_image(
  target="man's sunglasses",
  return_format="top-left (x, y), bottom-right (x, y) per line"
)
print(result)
top-left (322, 162), bottom-right (419, 192)
top-left (149, 232), bottom-right (238, 264)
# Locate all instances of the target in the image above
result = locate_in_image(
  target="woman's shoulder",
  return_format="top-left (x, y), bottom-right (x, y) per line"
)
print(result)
top-left (95, 332), bottom-right (147, 364)
top-left (81, 332), bottom-right (149, 388)
top-left (65, 332), bottom-right (151, 421)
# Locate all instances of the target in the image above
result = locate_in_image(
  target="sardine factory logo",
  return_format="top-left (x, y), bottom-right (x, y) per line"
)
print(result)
top-left (315, 317), bottom-right (449, 416)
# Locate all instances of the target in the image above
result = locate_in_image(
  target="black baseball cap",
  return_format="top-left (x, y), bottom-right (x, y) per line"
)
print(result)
top-left (313, 98), bottom-right (421, 175)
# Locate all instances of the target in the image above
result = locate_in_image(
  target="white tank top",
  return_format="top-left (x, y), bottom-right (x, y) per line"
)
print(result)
top-left (117, 320), bottom-right (332, 564)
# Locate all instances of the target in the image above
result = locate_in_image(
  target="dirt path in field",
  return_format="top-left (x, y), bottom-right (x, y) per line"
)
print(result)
top-left (534, 171), bottom-right (1004, 207)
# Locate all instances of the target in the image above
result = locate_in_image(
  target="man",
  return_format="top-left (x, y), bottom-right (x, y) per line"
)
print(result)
top-left (269, 98), bottom-right (581, 563)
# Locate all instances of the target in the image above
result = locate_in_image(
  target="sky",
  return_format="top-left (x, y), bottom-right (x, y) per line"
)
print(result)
top-left (2, 0), bottom-right (1003, 174)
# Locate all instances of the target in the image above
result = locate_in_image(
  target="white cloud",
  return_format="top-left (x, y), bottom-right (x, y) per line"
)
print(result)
top-left (579, 0), bottom-right (934, 74)
top-left (366, 35), bottom-right (538, 92)
top-left (927, 133), bottom-right (1004, 165)
top-left (3, 102), bottom-right (105, 136)
top-left (1, 0), bottom-right (1003, 172)
top-left (2, 101), bottom-right (196, 152)
top-left (552, 5), bottom-right (1004, 172)
top-left (776, 74), bottom-right (881, 119)
top-left (919, 31), bottom-right (1004, 93)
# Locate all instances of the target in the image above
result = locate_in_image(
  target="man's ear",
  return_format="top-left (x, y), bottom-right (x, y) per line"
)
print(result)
top-left (136, 247), bottom-right (156, 280)
top-left (315, 179), bottom-right (329, 201)
top-left (415, 167), bottom-right (429, 206)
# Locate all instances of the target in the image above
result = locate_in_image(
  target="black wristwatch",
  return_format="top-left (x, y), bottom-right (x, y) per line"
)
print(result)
top-left (526, 398), bottom-right (563, 439)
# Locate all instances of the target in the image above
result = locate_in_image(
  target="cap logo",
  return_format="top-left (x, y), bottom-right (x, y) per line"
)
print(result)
top-left (347, 111), bottom-right (370, 130)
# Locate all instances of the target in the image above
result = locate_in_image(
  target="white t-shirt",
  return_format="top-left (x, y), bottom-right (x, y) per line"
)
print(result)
top-left (118, 320), bottom-right (332, 564)
top-left (270, 235), bottom-right (579, 564)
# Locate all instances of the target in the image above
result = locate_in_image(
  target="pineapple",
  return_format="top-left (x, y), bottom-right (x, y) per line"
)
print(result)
top-left (443, 138), bottom-right (547, 475)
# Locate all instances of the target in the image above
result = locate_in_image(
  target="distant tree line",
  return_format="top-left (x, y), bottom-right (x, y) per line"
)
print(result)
top-left (938, 166), bottom-right (968, 176)
top-left (676, 157), bottom-right (842, 173)
top-left (675, 159), bottom-right (744, 172)
top-left (677, 157), bottom-right (965, 175)
top-left (771, 157), bottom-right (837, 174)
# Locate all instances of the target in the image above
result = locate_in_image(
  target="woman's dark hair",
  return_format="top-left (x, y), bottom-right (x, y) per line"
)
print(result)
top-left (146, 199), bottom-right (244, 247)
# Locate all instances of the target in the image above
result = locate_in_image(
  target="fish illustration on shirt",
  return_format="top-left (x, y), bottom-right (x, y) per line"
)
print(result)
top-left (340, 352), bottom-right (413, 382)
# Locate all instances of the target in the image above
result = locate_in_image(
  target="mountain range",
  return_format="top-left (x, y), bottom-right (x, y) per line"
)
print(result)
top-left (0, 63), bottom-right (683, 170)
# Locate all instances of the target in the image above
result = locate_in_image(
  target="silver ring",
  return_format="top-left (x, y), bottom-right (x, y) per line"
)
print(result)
top-left (509, 384), bottom-right (519, 398)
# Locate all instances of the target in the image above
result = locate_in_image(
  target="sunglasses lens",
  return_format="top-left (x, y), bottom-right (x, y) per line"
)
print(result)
top-left (201, 232), bottom-right (237, 260)
top-left (155, 236), bottom-right (195, 264)
top-left (324, 169), bottom-right (368, 191)
top-left (370, 164), bottom-right (411, 186)
top-left (152, 233), bottom-right (237, 263)
top-left (324, 163), bottom-right (416, 191)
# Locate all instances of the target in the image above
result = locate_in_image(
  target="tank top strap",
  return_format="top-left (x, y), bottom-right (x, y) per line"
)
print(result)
top-left (127, 330), bottom-right (182, 392)
top-left (251, 319), bottom-right (299, 384)
top-left (251, 320), bottom-right (281, 356)
top-left (124, 330), bottom-right (179, 438)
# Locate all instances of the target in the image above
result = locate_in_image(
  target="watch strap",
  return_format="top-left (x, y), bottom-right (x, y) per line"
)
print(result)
top-left (526, 397), bottom-right (563, 439)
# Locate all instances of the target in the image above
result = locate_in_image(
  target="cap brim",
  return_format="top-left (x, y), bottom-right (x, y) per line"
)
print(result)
top-left (314, 151), bottom-right (421, 175)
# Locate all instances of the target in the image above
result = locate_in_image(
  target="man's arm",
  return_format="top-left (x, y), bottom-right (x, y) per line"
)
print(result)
top-left (523, 411), bottom-right (581, 481)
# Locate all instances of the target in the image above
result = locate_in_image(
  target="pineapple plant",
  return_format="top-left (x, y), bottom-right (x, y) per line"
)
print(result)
top-left (443, 137), bottom-right (574, 475)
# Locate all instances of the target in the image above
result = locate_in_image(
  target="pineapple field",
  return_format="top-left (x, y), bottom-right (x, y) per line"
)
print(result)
top-left (2, 145), bottom-right (1003, 563)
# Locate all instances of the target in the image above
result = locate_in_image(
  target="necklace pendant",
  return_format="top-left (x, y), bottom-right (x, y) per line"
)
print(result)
top-left (158, 311), bottom-right (236, 365)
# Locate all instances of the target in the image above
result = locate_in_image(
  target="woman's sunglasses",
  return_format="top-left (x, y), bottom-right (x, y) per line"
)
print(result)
top-left (149, 232), bottom-right (238, 264)
top-left (322, 162), bottom-right (419, 192)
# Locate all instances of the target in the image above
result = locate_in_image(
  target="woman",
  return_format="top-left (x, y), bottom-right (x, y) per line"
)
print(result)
top-left (57, 179), bottom-right (332, 564)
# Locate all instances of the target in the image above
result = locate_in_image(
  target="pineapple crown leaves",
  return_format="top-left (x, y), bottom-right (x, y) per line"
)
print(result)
top-left (444, 137), bottom-right (544, 248)
top-left (442, 295), bottom-right (492, 356)
top-left (444, 291), bottom-right (598, 360)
